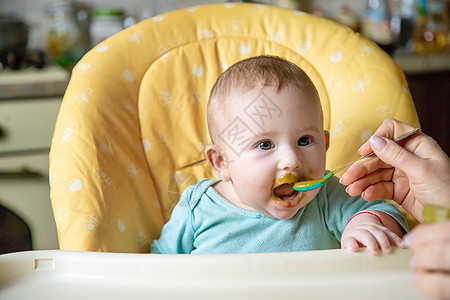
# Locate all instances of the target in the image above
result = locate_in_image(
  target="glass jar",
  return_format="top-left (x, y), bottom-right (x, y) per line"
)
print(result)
top-left (46, 1), bottom-right (89, 70)
top-left (90, 8), bottom-right (124, 47)
top-left (396, 0), bottom-right (417, 54)
top-left (362, 0), bottom-right (395, 54)
top-left (415, 0), bottom-right (448, 54)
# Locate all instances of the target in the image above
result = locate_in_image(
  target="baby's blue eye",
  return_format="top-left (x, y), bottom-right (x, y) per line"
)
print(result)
top-left (258, 141), bottom-right (274, 150)
top-left (298, 136), bottom-right (312, 146)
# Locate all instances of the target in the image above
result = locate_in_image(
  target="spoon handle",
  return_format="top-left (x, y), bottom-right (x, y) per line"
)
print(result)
top-left (337, 127), bottom-right (421, 172)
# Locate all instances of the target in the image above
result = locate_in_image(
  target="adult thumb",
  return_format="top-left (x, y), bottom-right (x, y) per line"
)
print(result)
top-left (369, 135), bottom-right (421, 174)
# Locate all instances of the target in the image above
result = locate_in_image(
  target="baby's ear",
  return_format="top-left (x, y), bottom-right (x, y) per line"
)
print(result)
top-left (324, 130), bottom-right (330, 151)
top-left (205, 144), bottom-right (231, 181)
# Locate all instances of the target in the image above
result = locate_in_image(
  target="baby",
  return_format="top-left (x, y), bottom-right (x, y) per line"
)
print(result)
top-left (152, 55), bottom-right (407, 255)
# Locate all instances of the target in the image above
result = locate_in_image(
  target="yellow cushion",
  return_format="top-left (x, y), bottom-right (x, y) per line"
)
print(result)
top-left (50, 3), bottom-right (419, 252)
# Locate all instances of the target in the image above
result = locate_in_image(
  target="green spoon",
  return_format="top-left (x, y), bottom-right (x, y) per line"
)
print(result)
top-left (293, 127), bottom-right (421, 192)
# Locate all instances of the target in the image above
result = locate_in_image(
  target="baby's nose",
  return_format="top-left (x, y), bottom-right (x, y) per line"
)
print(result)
top-left (278, 146), bottom-right (302, 171)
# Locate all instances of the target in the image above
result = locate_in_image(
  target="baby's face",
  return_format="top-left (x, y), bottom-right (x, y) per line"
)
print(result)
top-left (215, 86), bottom-right (329, 220)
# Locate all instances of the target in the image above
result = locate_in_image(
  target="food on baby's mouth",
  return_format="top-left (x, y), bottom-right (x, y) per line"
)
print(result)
top-left (273, 183), bottom-right (297, 199)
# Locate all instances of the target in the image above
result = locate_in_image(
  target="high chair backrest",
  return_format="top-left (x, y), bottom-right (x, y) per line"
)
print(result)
top-left (50, 3), bottom-right (419, 252)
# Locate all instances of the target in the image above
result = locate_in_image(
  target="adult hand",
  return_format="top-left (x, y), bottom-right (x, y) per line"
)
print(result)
top-left (340, 118), bottom-right (450, 221)
top-left (404, 220), bottom-right (450, 300)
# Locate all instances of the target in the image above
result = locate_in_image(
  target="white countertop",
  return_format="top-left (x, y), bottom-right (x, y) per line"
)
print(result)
top-left (394, 53), bottom-right (450, 74)
top-left (0, 65), bottom-right (69, 99)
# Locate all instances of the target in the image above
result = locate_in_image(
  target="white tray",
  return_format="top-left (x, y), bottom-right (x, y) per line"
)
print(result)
top-left (0, 248), bottom-right (430, 300)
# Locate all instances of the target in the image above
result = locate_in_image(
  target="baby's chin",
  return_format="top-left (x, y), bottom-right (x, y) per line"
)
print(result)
top-left (268, 207), bottom-right (302, 220)
top-left (272, 196), bottom-right (301, 209)
top-left (270, 192), bottom-right (319, 219)
top-left (260, 201), bottom-right (305, 220)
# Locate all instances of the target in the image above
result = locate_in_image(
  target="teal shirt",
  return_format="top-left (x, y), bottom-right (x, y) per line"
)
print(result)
top-left (151, 177), bottom-right (408, 254)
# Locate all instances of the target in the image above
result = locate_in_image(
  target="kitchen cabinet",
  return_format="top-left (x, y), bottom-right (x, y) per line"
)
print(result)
top-left (394, 54), bottom-right (450, 155)
top-left (406, 71), bottom-right (450, 156)
top-left (0, 66), bottom-right (68, 251)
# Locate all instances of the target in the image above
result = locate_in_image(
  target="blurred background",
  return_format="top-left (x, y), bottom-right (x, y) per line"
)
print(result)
top-left (1, 0), bottom-right (449, 68)
top-left (0, 0), bottom-right (448, 254)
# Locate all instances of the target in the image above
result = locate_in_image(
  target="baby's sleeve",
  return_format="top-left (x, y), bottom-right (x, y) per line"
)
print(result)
top-left (323, 176), bottom-right (408, 240)
top-left (151, 188), bottom-right (196, 254)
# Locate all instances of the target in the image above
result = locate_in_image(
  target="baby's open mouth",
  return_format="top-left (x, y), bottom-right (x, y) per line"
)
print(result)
top-left (273, 183), bottom-right (298, 200)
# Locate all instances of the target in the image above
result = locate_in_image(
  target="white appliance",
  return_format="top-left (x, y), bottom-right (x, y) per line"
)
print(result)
top-left (0, 65), bottom-right (68, 251)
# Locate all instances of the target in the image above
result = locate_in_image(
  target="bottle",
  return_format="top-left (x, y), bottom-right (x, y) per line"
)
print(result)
top-left (362, 0), bottom-right (395, 54)
top-left (427, 0), bottom-right (448, 52)
top-left (415, 0), bottom-right (448, 53)
top-left (46, 1), bottom-right (89, 70)
top-left (276, 0), bottom-right (300, 10)
top-left (396, 0), bottom-right (417, 54)
top-left (335, 5), bottom-right (360, 32)
top-left (90, 8), bottom-right (124, 47)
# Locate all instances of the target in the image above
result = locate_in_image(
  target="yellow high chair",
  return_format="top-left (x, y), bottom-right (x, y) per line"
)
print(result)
top-left (50, 3), bottom-right (419, 252)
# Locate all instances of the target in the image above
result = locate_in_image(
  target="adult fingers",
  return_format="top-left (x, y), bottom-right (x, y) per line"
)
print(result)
top-left (406, 221), bottom-right (450, 272)
top-left (368, 119), bottom-right (444, 163)
top-left (416, 271), bottom-right (450, 300)
top-left (406, 221), bottom-right (450, 248)
top-left (344, 168), bottom-right (395, 199)
top-left (340, 156), bottom-right (392, 186)
top-left (358, 119), bottom-right (416, 156)
top-left (354, 118), bottom-right (428, 178)
top-left (412, 241), bottom-right (450, 272)
top-left (369, 135), bottom-right (423, 178)
top-left (360, 183), bottom-right (394, 202)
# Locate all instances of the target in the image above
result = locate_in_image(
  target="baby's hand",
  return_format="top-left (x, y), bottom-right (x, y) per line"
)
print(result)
top-left (341, 211), bottom-right (406, 255)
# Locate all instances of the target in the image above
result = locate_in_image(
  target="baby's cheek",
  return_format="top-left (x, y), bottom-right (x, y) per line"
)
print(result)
top-left (240, 169), bottom-right (270, 190)
top-left (309, 169), bottom-right (325, 180)
top-left (314, 160), bottom-right (327, 177)
top-left (304, 188), bottom-right (321, 203)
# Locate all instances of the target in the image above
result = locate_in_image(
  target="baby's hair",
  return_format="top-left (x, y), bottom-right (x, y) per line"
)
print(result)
top-left (207, 55), bottom-right (318, 142)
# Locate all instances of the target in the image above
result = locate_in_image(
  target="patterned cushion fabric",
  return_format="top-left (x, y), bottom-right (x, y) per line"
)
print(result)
top-left (49, 3), bottom-right (419, 252)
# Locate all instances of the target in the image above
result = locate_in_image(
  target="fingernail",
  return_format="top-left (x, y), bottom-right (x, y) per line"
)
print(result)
top-left (357, 144), bottom-right (365, 155)
top-left (412, 272), bottom-right (417, 283)
top-left (404, 234), bottom-right (414, 247)
top-left (369, 135), bottom-right (387, 151)
top-left (340, 173), bottom-right (346, 184)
